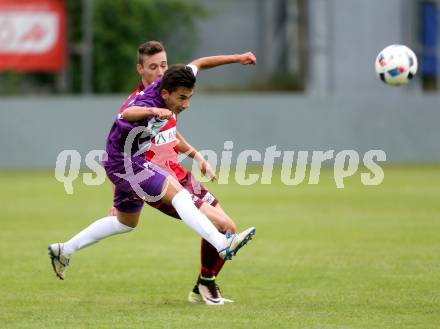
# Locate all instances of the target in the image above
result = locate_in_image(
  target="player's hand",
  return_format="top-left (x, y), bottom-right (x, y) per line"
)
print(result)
top-left (152, 107), bottom-right (173, 120)
top-left (239, 52), bottom-right (257, 65)
top-left (199, 160), bottom-right (217, 182)
top-left (108, 206), bottom-right (117, 216)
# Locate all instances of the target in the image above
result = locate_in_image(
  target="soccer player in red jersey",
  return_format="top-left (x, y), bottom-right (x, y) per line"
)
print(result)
top-left (49, 61), bottom-right (257, 306)
top-left (114, 41), bottom-right (256, 304)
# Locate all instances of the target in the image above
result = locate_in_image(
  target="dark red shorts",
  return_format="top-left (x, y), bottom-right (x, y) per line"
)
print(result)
top-left (146, 172), bottom-right (219, 219)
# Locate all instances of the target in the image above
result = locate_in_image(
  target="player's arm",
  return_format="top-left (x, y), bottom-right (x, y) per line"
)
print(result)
top-left (190, 52), bottom-right (256, 71)
top-left (121, 106), bottom-right (172, 121)
top-left (176, 131), bottom-right (217, 181)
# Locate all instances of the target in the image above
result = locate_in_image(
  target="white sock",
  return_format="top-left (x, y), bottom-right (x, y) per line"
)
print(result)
top-left (63, 216), bottom-right (133, 257)
top-left (171, 190), bottom-right (226, 251)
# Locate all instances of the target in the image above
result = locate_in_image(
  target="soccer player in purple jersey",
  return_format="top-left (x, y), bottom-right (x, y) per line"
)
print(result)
top-left (49, 55), bottom-right (257, 305)
top-left (113, 41), bottom-right (255, 304)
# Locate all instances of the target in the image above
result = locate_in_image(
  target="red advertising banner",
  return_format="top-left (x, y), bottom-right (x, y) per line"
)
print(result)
top-left (0, 0), bottom-right (66, 72)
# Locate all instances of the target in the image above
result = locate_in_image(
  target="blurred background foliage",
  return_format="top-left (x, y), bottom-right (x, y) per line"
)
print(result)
top-left (90, 0), bottom-right (206, 93)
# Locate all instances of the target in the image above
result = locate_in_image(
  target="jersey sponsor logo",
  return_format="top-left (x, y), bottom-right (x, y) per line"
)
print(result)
top-left (153, 126), bottom-right (177, 145)
top-left (146, 117), bottom-right (167, 137)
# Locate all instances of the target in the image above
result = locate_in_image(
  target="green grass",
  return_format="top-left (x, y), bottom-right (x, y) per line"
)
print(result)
top-left (0, 167), bottom-right (439, 329)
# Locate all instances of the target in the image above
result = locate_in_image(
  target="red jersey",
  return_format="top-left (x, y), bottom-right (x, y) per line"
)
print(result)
top-left (119, 81), bottom-right (188, 181)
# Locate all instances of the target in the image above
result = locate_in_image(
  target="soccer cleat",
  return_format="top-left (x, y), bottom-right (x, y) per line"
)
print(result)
top-left (218, 227), bottom-right (256, 260)
top-left (188, 279), bottom-right (234, 304)
top-left (187, 285), bottom-right (203, 303)
top-left (48, 243), bottom-right (70, 280)
top-left (197, 277), bottom-right (224, 305)
top-left (215, 284), bottom-right (234, 304)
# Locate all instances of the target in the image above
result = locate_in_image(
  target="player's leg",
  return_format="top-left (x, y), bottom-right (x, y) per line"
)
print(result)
top-left (179, 171), bottom-right (236, 252)
top-left (159, 176), bottom-right (228, 253)
top-left (212, 203), bottom-right (234, 276)
top-left (150, 198), bottom-right (236, 304)
top-left (188, 202), bottom-right (237, 304)
top-left (198, 203), bottom-right (234, 279)
top-left (144, 176), bottom-right (250, 304)
top-left (181, 173), bottom-right (239, 304)
top-left (63, 210), bottom-right (140, 255)
top-left (200, 202), bottom-right (236, 234)
top-left (48, 210), bottom-right (140, 280)
top-left (160, 175), bottom-right (255, 260)
top-left (197, 203), bottom-right (237, 303)
top-left (48, 172), bottom-right (145, 280)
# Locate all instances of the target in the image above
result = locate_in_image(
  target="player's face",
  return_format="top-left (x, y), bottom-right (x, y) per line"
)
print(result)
top-left (161, 87), bottom-right (194, 115)
top-left (137, 51), bottom-right (168, 85)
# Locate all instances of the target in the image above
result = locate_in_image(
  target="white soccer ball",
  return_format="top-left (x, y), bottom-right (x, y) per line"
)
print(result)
top-left (375, 44), bottom-right (418, 86)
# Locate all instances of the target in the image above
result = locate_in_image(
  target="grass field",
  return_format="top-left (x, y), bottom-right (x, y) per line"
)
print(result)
top-left (0, 167), bottom-right (439, 329)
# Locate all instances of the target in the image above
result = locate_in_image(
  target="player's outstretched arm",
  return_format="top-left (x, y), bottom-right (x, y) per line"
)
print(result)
top-left (121, 106), bottom-right (172, 121)
top-left (176, 132), bottom-right (217, 181)
top-left (190, 52), bottom-right (256, 71)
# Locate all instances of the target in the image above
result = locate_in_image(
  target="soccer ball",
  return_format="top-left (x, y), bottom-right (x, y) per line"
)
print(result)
top-left (375, 44), bottom-right (418, 86)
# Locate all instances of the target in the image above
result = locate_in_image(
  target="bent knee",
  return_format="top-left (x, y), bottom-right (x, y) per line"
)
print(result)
top-left (117, 219), bottom-right (138, 229)
top-left (125, 222), bottom-right (138, 229)
top-left (116, 212), bottom-right (140, 229)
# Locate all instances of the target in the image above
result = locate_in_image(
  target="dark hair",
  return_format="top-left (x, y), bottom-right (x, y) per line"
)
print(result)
top-left (160, 64), bottom-right (196, 93)
top-left (137, 41), bottom-right (165, 64)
